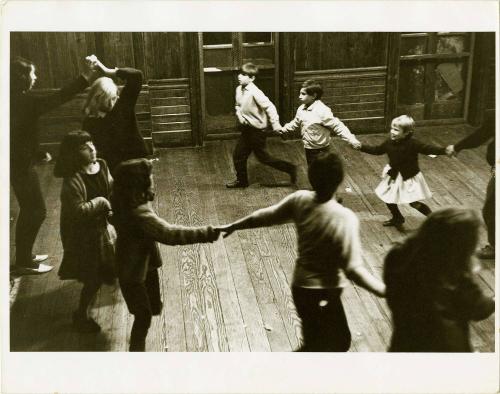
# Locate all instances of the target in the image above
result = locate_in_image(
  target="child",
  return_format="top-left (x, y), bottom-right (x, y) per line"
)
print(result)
top-left (10, 55), bottom-right (97, 274)
top-left (110, 158), bottom-right (221, 351)
top-left (82, 59), bottom-right (149, 174)
top-left (279, 79), bottom-right (361, 167)
top-left (226, 62), bottom-right (296, 188)
top-left (220, 152), bottom-right (385, 351)
top-left (54, 130), bottom-right (116, 332)
top-left (384, 207), bottom-right (494, 352)
top-left (355, 115), bottom-right (448, 227)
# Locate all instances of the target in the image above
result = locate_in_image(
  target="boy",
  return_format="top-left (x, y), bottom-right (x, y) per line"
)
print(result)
top-left (279, 79), bottom-right (361, 167)
top-left (226, 62), bottom-right (296, 188)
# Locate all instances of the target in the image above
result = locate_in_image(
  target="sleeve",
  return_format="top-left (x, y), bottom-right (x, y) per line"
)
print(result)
top-left (138, 210), bottom-right (217, 245)
top-left (340, 212), bottom-right (364, 272)
top-left (321, 107), bottom-right (359, 144)
top-left (282, 109), bottom-right (302, 135)
top-left (455, 117), bottom-right (495, 152)
top-left (359, 140), bottom-right (387, 155)
top-left (253, 88), bottom-right (281, 130)
top-left (450, 275), bottom-right (495, 321)
top-left (61, 178), bottom-right (111, 219)
top-left (412, 139), bottom-right (447, 155)
top-left (235, 87), bottom-right (242, 116)
top-left (32, 75), bottom-right (88, 117)
top-left (115, 68), bottom-right (143, 109)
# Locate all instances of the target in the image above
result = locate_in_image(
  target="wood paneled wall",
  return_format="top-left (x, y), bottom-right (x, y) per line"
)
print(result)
top-left (11, 32), bottom-right (190, 88)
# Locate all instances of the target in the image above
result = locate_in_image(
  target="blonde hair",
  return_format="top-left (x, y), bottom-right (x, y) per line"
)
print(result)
top-left (83, 77), bottom-right (118, 117)
top-left (392, 115), bottom-right (415, 134)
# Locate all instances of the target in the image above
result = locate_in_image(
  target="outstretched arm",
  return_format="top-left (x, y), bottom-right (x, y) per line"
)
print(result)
top-left (347, 266), bottom-right (386, 297)
top-left (322, 108), bottom-right (360, 146)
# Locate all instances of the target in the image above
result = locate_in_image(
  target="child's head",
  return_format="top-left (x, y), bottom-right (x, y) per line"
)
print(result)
top-left (54, 130), bottom-right (96, 178)
top-left (11, 56), bottom-right (36, 93)
top-left (237, 62), bottom-right (258, 86)
top-left (390, 115), bottom-right (415, 141)
top-left (83, 77), bottom-right (119, 117)
top-left (299, 80), bottom-right (323, 106)
top-left (111, 158), bottom-right (155, 214)
top-left (308, 152), bottom-right (344, 203)
top-left (412, 207), bottom-right (481, 280)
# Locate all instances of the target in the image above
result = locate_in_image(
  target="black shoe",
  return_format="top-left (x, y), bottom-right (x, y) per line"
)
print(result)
top-left (289, 166), bottom-right (298, 185)
top-left (73, 312), bottom-right (101, 333)
top-left (226, 180), bottom-right (249, 188)
top-left (382, 218), bottom-right (405, 227)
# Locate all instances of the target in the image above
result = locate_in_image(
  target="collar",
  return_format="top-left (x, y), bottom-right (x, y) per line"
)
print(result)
top-left (241, 82), bottom-right (255, 92)
top-left (303, 100), bottom-right (321, 111)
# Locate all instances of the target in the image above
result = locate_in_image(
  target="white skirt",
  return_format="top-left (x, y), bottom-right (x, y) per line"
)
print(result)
top-left (375, 165), bottom-right (432, 204)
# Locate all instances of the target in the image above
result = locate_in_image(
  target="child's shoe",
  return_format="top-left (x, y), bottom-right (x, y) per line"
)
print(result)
top-left (72, 312), bottom-right (101, 333)
top-left (382, 218), bottom-right (405, 227)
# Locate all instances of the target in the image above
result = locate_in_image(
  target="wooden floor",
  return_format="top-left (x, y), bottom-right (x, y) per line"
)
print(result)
top-left (9, 126), bottom-right (495, 352)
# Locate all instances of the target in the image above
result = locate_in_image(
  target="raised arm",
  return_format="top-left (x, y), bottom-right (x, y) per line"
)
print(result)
top-left (454, 116), bottom-right (495, 152)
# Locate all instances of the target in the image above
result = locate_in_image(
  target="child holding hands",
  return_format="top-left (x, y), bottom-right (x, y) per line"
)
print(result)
top-left (111, 158), bottom-right (221, 351)
top-left (355, 115), bottom-right (449, 227)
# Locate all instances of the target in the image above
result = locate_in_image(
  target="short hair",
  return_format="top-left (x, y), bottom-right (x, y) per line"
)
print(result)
top-left (308, 152), bottom-right (344, 203)
top-left (83, 77), bottom-right (118, 117)
top-left (392, 115), bottom-right (415, 133)
top-left (301, 79), bottom-right (323, 100)
top-left (111, 158), bottom-right (155, 218)
top-left (240, 62), bottom-right (258, 77)
top-left (11, 56), bottom-right (35, 93)
top-left (54, 130), bottom-right (93, 178)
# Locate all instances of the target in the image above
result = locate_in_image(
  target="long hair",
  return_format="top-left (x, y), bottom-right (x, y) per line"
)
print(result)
top-left (54, 130), bottom-right (93, 178)
top-left (308, 152), bottom-right (344, 203)
top-left (111, 158), bottom-right (155, 221)
top-left (397, 207), bottom-right (481, 286)
top-left (11, 56), bottom-right (34, 94)
top-left (83, 77), bottom-right (118, 117)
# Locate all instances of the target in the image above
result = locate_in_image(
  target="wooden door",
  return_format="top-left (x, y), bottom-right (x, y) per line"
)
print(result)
top-left (198, 32), bottom-right (279, 140)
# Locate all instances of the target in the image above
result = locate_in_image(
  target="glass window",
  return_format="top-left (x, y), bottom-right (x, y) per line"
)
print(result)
top-left (203, 32), bottom-right (232, 46)
top-left (436, 34), bottom-right (468, 54)
top-left (242, 32), bottom-right (272, 45)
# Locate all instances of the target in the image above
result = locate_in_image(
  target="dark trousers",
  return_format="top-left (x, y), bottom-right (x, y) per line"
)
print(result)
top-left (10, 167), bottom-right (47, 267)
top-left (483, 172), bottom-right (495, 246)
top-left (233, 125), bottom-right (294, 183)
top-left (305, 146), bottom-right (330, 167)
top-left (386, 201), bottom-right (432, 221)
top-left (120, 268), bottom-right (163, 352)
top-left (292, 286), bottom-right (351, 352)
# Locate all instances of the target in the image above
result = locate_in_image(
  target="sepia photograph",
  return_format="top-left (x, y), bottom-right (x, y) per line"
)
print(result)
top-left (2, 1), bottom-right (498, 393)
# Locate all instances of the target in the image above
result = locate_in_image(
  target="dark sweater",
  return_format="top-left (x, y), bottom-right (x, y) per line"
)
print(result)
top-left (10, 76), bottom-right (89, 173)
top-left (384, 243), bottom-right (494, 352)
top-left (82, 68), bottom-right (148, 172)
top-left (455, 116), bottom-right (495, 167)
top-left (360, 136), bottom-right (446, 180)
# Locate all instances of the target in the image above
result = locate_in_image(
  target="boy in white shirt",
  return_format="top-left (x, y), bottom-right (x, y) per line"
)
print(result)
top-left (226, 62), bottom-right (296, 188)
top-left (279, 79), bottom-right (361, 167)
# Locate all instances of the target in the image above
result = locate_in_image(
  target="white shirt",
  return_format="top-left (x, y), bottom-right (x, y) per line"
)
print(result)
top-left (282, 100), bottom-right (359, 149)
top-left (235, 82), bottom-right (281, 131)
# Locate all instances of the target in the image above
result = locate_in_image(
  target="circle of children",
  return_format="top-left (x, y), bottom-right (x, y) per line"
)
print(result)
top-left (11, 55), bottom-right (494, 352)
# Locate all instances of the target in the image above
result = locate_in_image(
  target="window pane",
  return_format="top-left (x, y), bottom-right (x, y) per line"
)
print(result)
top-left (400, 36), bottom-right (428, 55)
top-left (243, 32), bottom-right (271, 44)
top-left (203, 32), bottom-right (232, 46)
top-left (436, 34), bottom-right (469, 54)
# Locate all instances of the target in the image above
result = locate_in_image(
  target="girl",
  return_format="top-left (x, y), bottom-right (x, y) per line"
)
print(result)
top-left (82, 59), bottom-right (149, 174)
top-left (220, 152), bottom-right (385, 352)
top-left (110, 158), bottom-right (220, 351)
top-left (10, 55), bottom-right (97, 274)
top-left (356, 115), bottom-right (448, 227)
top-left (54, 130), bottom-right (116, 332)
top-left (384, 207), bottom-right (494, 352)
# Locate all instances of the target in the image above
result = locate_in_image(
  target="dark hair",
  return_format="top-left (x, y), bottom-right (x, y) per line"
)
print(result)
top-left (11, 56), bottom-right (35, 93)
top-left (301, 79), bottom-right (323, 100)
top-left (54, 130), bottom-right (93, 178)
top-left (308, 152), bottom-right (344, 203)
top-left (111, 158), bottom-right (155, 219)
top-left (401, 207), bottom-right (481, 283)
top-left (240, 62), bottom-right (258, 77)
